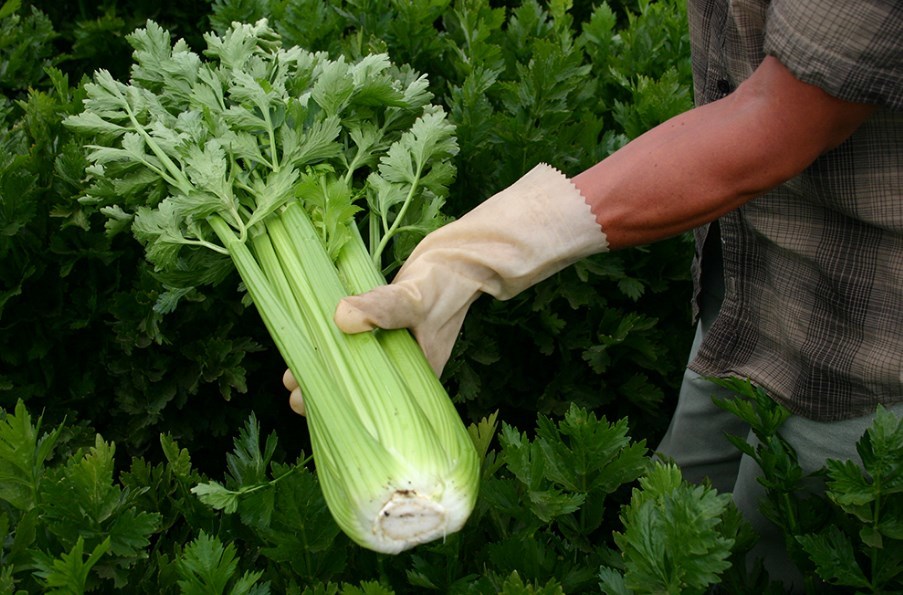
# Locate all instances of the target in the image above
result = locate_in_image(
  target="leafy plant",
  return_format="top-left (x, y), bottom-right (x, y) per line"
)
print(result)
top-left (713, 378), bottom-right (834, 588)
top-left (3, 389), bottom-right (900, 592)
top-left (26, 0), bottom-right (211, 82)
top-left (0, 401), bottom-right (160, 592)
top-left (797, 405), bottom-right (903, 593)
top-left (175, 531), bottom-right (269, 595)
top-left (599, 462), bottom-right (752, 594)
top-left (713, 378), bottom-right (903, 594)
top-left (31, 537), bottom-right (112, 595)
top-left (0, 0), bottom-right (56, 92)
top-left (0, 2), bottom-right (289, 465)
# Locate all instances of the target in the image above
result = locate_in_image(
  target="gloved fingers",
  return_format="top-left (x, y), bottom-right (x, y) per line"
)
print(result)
top-left (288, 387), bottom-right (306, 416)
top-left (282, 369), bottom-right (306, 416)
top-left (335, 284), bottom-right (478, 378)
top-left (334, 284), bottom-right (422, 334)
top-left (282, 368), bottom-right (298, 391)
top-left (335, 285), bottom-right (451, 376)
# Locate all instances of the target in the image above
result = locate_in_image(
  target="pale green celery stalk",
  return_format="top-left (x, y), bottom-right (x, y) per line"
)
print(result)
top-left (205, 215), bottom-right (335, 403)
top-left (209, 213), bottom-right (385, 468)
top-left (336, 222), bottom-right (478, 460)
top-left (222, 201), bottom-right (481, 554)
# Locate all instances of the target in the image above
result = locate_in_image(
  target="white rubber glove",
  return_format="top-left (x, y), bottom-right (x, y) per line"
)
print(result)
top-left (334, 163), bottom-right (609, 376)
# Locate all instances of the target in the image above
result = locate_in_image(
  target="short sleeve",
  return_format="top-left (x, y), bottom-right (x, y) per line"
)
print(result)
top-left (764, 0), bottom-right (903, 108)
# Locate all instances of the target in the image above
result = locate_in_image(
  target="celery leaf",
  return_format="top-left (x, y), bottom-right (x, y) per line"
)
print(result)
top-left (0, 400), bottom-right (63, 511)
top-left (176, 531), bottom-right (269, 595)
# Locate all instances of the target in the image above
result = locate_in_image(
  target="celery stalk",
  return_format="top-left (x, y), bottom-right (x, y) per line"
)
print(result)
top-left (269, 205), bottom-right (479, 553)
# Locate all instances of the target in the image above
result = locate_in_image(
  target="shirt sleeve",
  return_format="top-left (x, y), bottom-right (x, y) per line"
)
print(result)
top-left (764, 0), bottom-right (903, 109)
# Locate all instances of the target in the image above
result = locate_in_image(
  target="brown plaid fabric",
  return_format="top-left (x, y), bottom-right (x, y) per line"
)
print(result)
top-left (687, 0), bottom-right (903, 421)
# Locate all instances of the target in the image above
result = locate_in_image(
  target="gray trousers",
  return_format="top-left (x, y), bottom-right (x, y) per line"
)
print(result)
top-left (656, 250), bottom-right (903, 589)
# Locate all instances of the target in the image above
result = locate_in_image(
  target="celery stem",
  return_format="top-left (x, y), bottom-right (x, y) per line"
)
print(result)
top-left (119, 98), bottom-right (193, 194)
top-left (372, 169), bottom-right (422, 265)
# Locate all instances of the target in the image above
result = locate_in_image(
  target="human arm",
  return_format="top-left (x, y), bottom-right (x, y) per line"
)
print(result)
top-left (575, 55), bottom-right (876, 248)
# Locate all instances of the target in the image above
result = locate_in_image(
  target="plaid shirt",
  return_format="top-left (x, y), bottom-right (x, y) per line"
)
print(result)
top-left (687, 0), bottom-right (903, 421)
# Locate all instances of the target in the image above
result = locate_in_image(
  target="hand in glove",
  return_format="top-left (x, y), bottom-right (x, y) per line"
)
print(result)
top-left (335, 163), bottom-right (609, 376)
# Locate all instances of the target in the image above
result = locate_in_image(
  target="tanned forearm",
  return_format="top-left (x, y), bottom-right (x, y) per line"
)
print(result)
top-left (573, 56), bottom-right (876, 249)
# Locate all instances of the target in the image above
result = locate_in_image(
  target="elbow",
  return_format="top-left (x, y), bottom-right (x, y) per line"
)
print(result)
top-left (720, 56), bottom-right (877, 198)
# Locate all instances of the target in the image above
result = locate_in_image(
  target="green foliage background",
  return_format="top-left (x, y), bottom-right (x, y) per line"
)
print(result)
top-left (2, 0), bottom-right (696, 467)
top-left (3, 1), bottom-right (898, 593)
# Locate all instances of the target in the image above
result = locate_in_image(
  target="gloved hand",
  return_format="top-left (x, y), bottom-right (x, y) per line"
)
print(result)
top-left (334, 163), bottom-right (609, 376)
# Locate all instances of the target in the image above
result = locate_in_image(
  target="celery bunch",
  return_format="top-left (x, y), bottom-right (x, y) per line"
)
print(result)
top-left (66, 19), bottom-right (479, 554)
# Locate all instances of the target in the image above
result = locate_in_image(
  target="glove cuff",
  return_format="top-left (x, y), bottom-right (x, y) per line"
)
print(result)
top-left (461, 162), bottom-right (609, 298)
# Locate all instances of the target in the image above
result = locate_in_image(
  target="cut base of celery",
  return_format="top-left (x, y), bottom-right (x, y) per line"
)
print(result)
top-left (375, 490), bottom-right (446, 544)
top-left (359, 480), bottom-right (477, 554)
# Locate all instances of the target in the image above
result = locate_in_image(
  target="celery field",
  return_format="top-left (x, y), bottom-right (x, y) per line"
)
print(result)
top-left (1, 1), bottom-right (900, 593)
